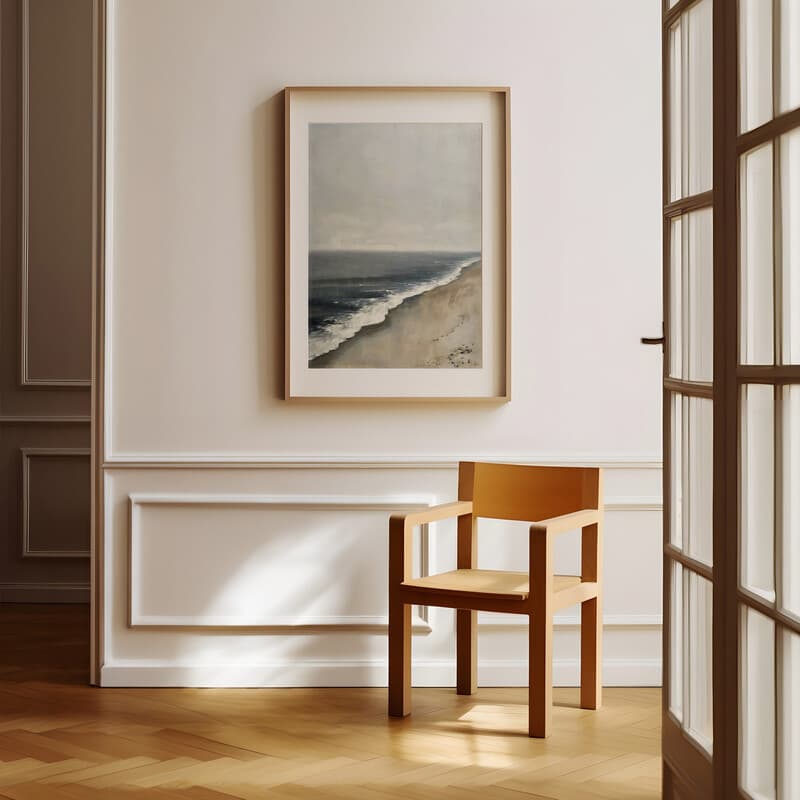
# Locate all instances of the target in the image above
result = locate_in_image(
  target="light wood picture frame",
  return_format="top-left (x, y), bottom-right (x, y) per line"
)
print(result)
top-left (284, 86), bottom-right (510, 401)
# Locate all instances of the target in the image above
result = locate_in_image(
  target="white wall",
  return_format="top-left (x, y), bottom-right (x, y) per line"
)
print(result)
top-left (102, 0), bottom-right (663, 687)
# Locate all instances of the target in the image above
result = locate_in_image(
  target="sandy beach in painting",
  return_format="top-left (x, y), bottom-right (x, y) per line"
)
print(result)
top-left (310, 262), bottom-right (482, 369)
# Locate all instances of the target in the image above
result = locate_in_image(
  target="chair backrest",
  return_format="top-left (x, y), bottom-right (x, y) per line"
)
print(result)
top-left (457, 461), bottom-right (601, 522)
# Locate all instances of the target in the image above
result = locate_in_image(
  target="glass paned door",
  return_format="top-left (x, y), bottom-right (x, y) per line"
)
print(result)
top-left (737, 0), bottom-right (800, 794)
top-left (663, 1), bottom-right (800, 796)
top-left (662, 0), bottom-right (715, 795)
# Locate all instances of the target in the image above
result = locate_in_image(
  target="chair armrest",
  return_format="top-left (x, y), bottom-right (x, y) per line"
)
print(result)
top-left (529, 508), bottom-right (601, 537)
top-left (390, 501), bottom-right (473, 532)
top-left (528, 509), bottom-right (604, 592)
top-left (389, 501), bottom-right (473, 585)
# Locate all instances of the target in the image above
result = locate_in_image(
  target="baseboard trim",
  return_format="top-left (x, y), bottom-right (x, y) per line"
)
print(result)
top-left (101, 658), bottom-right (662, 688)
top-left (0, 582), bottom-right (90, 603)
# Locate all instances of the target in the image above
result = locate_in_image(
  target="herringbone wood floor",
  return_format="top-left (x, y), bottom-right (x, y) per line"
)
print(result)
top-left (0, 605), bottom-right (660, 799)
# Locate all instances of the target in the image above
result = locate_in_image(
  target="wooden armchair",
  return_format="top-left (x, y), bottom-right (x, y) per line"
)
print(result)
top-left (388, 461), bottom-right (603, 738)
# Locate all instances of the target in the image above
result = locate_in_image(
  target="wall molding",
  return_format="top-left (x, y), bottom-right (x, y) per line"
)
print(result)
top-left (19, 0), bottom-right (91, 388)
top-left (128, 493), bottom-right (434, 631)
top-left (126, 615), bottom-right (432, 632)
top-left (0, 582), bottom-right (89, 603)
top-left (21, 447), bottom-right (91, 558)
top-left (480, 613), bottom-right (662, 628)
top-left (125, 491), bottom-right (659, 632)
top-left (101, 657), bottom-right (662, 688)
top-left (604, 496), bottom-right (662, 511)
top-left (128, 492), bottom-right (436, 510)
top-left (0, 415), bottom-right (91, 424)
top-left (104, 455), bottom-right (663, 470)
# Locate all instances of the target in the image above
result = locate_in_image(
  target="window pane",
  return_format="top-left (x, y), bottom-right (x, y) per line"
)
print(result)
top-left (687, 398), bottom-right (713, 566)
top-left (742, 384), bottom-right (776, 602)
top-left (741, 144), bottom-right (775, 365)
top-left (779, 628), bottom-right (800, 800)
top-left (669, 560), bottom-right (684, 722)
top-left (669, 209), bottom-right (713, 381)
top-left (670, 218), bottom-right (683, 378)
top-left (669, 21), bottom-right (683, 202)
top-left (740, 0), bottom-right (774, 132)
top-left (686, 571), bottom-right (712, 752)
top-left (668, 2), bottom-right (712, 202)
top-left (782, 129), bottom-right (800, 364)
top-left (686, 0), bottom-right (712, 196)
top-left (783, 385), bottom-right (800, 619)
top-left (740, 606), bottom-right (776, 800)
top-left (778, 0), bottom-right (800, 115)
top-left (670, 395), bottom-right (712, 565)
top-left (688, 210), bottom-right (713, 381)
top-left (671, 394), bottom-right (684, 550)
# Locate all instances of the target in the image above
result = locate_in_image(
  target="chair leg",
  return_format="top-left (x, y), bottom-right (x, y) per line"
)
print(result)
top-left (388, 599), bottom-right (411, 717)
top-left (528, 609), bottom-right (552, 737)
top-left (456, 609), bottom-right (477, 695)
top-left (580, 597), bottom-right (602, 710)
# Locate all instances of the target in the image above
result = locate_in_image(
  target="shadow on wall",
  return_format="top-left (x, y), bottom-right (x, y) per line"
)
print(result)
top-left (251, 92), bottom-right (286, 405)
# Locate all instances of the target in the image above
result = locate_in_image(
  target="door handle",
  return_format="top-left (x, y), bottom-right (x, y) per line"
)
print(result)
top-left (641, 322), bottom-right (665, 347)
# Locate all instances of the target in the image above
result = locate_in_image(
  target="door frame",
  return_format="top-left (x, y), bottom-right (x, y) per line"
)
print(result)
top-left (89, 0), bottom-right (107, 687)
top-left (661, 0), bottom-right (719, 795)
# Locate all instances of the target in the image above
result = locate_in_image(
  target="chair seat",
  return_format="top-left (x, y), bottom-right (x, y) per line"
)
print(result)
top-left (401, 569), bottom-right (582, 601)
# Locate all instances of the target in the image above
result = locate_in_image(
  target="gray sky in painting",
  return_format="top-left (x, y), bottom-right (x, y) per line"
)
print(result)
top-left (309, 123), bottom-right (481, 252)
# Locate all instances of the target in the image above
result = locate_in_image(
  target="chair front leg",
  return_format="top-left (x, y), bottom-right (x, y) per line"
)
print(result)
top-left (388, 598), bottom-right (411, 717)
top-left (580, 596), bottom-right (602, 710)
top-left (529, 605), bottom-right (552, 737)
top-left (580, 518), bottom-right (603, 710)
top-left (529, 526), bottom-right (553, 738)
top-left (456, 513), bottom-right (477, 695)
top-left (388, 515), bottom-right (412, 717)
top-left (456, 609), bottom-right (477, 695)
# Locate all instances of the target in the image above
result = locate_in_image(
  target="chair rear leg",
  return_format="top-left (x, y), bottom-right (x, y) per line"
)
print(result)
top-left (580, 597), bottom-right (602, 710)
top-left (456, 609), bottom-right (477, 695)
top-left (388, 600), bottom-right (411, 717)
top-left (529, 609), bottom-right (552, 737)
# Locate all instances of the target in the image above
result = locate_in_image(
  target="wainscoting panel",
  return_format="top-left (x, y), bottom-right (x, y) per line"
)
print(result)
top-left (128, 493), bottom-right (432, 630)
top-left (0, 427), bottom-right (90, 600)
top-left (102, 463), bottom-right (662, 687)
top-left (20, 0), bottom-right (92, 386)
top-left (23, 448), bottom-right (91, 557)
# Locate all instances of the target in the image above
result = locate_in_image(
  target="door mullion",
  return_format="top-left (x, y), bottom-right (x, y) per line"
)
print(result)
top-left (737, 107), bottom-right (800, 154)
top-left (712, 0), bottom-right (738, 794)
top-left (738, 590), bottom-right (800, 637)
top-left (665, 190), bottom-right (715, 217)
top-left (666, 544), bottom-right (714, 582)
top-left (665, 378), bottom-right (714, 397)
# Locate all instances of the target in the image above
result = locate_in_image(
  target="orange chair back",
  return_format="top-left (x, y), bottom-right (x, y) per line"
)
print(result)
top-left (457, 461), bottom-right (601, 522)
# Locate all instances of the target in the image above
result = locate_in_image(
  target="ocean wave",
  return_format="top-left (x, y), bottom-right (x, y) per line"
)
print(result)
top-left (308, 256), bottom-right (479, 361)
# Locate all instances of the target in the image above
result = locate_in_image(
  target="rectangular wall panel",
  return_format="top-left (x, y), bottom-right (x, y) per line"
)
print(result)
top-left (20, 0), bottom-right (93, 385)
top-left (129, 494), bottom-right (433, 629)
top-left (22, 449), bottom-right (90, 557)
top-left (0, 425), bottom-right (90, 600)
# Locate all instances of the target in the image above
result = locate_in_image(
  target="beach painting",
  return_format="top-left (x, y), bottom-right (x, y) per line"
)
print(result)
top-left (307, 122), bottom-right (482, 369)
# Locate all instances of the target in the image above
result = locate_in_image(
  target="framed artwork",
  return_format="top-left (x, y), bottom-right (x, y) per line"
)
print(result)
top-left (284, 86), bottom-right (510, 400)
